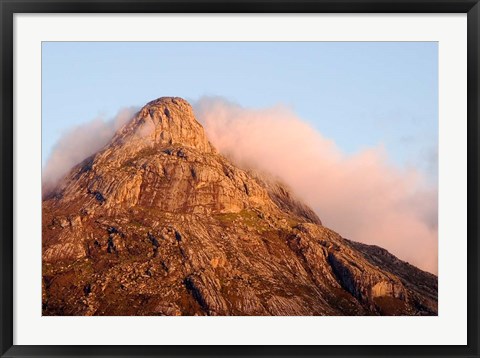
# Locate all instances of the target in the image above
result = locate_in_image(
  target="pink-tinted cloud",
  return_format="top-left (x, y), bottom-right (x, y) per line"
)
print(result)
top-left (194, 97), bottom-right (438, 274)
top-left (42, 107), bottom-right (138, 195)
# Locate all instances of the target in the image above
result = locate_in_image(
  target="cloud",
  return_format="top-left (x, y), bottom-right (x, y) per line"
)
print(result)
top-left (42, 107), bottom-right (138, 194)
top-left (194, 97), bottom-right (438, 274)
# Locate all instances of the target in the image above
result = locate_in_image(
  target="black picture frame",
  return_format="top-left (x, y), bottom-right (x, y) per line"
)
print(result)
top-left (1, 0), bottom-right (479, 357)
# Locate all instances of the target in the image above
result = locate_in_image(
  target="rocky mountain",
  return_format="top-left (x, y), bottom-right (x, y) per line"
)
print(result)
top-left (42, 97), bottom-right (438, 316)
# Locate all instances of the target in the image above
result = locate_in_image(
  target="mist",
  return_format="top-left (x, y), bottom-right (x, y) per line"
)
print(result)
top-left (194, 97), bottom-right (438, 274)
top-left (42, 107), bottom-right (138, 193)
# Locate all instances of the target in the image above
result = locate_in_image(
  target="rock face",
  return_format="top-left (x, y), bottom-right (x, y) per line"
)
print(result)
top-left (42, 97), bottom-right (437, 316)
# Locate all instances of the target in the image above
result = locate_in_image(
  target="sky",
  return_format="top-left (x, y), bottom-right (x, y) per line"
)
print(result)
top-left (42, 41), bottom-right (438, 178)
top-left (42, 42), bottom-right (438, 273)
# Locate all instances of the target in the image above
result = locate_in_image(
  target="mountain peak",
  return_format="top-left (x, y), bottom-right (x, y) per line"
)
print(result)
top-left (112, 96), bottom-right (213, 154)
top-left (144, 96), bottom-right (190, 107)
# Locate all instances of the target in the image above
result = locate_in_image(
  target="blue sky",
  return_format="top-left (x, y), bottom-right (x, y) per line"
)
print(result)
top-left (42, 41), bottom-right (438, 180)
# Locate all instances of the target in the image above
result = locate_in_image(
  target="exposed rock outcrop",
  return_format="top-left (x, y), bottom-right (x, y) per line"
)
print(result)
top-left (42, 97), bottom-right (437, 316)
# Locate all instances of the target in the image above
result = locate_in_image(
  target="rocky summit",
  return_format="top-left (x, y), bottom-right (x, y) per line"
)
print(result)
top-left (42, 97), bottom-right (438, 316)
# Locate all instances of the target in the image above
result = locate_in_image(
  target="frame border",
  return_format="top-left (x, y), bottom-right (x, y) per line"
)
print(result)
top-left (1, 1), bottom-right (479, 357)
